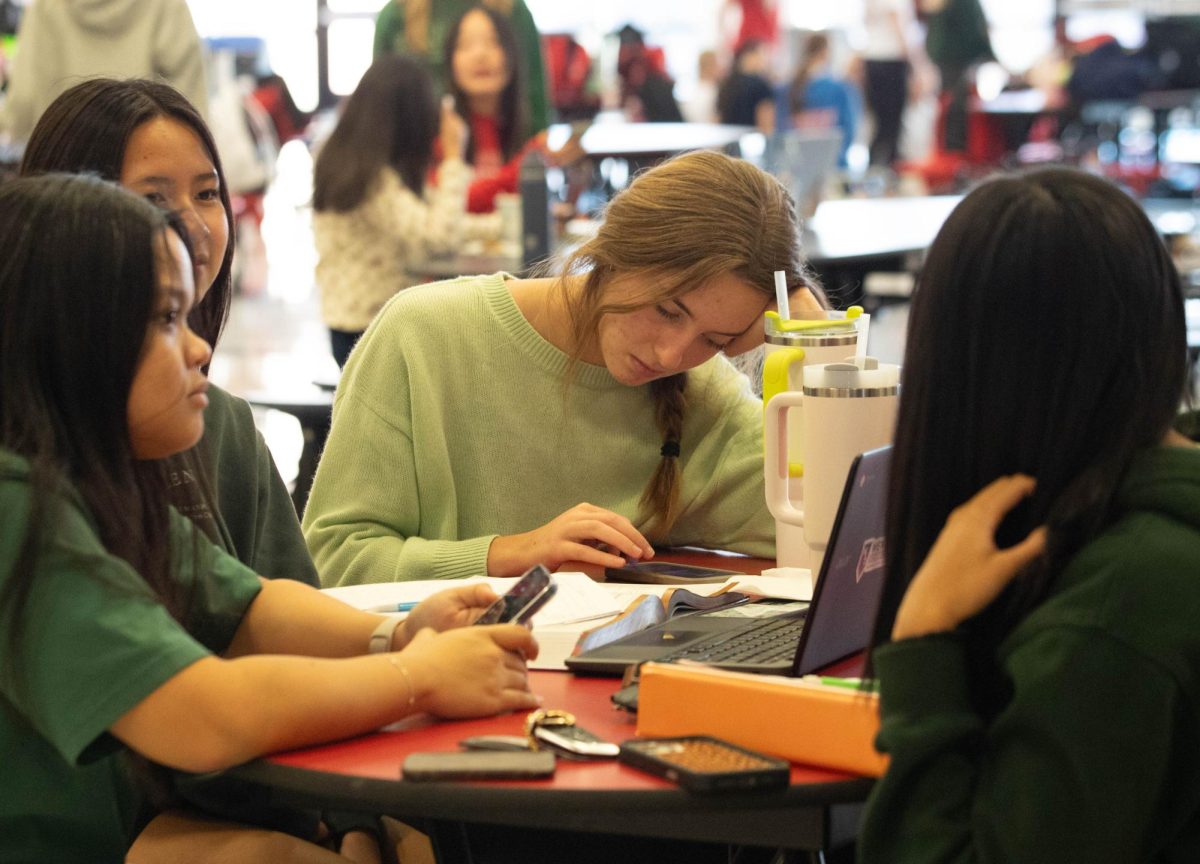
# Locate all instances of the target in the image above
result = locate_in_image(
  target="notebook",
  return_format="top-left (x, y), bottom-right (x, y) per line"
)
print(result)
top-left (565, 445), bottom-right (890, 677)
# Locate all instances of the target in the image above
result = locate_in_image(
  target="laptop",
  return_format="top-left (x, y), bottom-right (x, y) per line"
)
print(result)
top-left (565, 446), bottom-right (890, 677)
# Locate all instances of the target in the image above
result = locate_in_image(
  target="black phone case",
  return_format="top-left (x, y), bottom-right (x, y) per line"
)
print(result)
top-left (618, 736), bottom-right (789, 793)
top-left (402, 750), bottom-right (556, 781)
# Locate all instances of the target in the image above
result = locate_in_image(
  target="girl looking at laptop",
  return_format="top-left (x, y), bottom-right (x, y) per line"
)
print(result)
top-left (0, 174), bottom-right (539, 863)
top-left (303, 149), bottom-right (828, 585)
top-left (860, 168), bottom-right (1200, 860)
top-left (19, 78), bottom-right (318, 587)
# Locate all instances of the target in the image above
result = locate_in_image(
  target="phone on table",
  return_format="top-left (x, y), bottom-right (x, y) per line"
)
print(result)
top-left (603, 560), bottom-right (742, 585)
top-left (618, 736), bottom-right (790, 793)
top-left (475, 564), bottom-right (557, 626)
top-left (402, 750), bottom-right (556, 781)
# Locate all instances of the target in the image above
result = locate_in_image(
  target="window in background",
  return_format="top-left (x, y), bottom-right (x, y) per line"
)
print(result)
top-left (327, 16), bottom-right (373, 96)
top-left (188, 0), bottom-right (319, 111)
top-left (981, 0), bottom-right (1054, 74)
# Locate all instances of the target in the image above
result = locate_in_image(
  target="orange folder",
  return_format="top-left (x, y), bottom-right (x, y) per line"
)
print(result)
top-left (635, 662), bottom-right (888, 777)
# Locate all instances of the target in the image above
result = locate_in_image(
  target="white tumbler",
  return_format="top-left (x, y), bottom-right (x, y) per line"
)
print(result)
top-left (761, 308), bottom-right (869, 570)
top-left (764, 358), bottom-right (899, 574)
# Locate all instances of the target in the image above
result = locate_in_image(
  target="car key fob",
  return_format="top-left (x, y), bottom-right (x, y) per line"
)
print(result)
top-left (533, 722), bottom-right (620, 759)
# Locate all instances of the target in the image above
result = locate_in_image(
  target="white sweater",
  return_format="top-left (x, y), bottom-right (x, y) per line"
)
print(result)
top-left (313, 159), bottom-right (498, 332)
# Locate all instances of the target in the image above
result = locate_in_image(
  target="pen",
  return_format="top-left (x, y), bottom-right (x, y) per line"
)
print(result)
top-left (366, 601), bottom-right (418, 614)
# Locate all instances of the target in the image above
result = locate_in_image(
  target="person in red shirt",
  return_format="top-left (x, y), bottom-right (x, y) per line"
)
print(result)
top-left (442, 5), bottom-right (580, 213)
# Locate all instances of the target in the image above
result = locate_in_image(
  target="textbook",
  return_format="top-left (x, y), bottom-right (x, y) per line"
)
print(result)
top-left (636, 662), bottom-right (888, 777)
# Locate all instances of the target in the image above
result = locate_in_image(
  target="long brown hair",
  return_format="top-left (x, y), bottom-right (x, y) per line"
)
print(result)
top-left (21, 79), bottom-right (236, 352)
top-left (557, 149), bottom-right (825, 538)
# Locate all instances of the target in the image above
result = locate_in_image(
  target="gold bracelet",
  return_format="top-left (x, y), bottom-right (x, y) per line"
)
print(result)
top-left (385, 655), bottom-right (417, 711)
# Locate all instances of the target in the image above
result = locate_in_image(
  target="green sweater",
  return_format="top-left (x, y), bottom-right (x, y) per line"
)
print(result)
top-left (0, 449), bottom-right (263, 864)
top-left (302, 274), bottom-right (775, 585)
top-left (163, 384), bottom-right (318, 586)
top-left (860, 445), bottom-right (1200, 863)
top-left (373, 0), bottom-right (551, 134)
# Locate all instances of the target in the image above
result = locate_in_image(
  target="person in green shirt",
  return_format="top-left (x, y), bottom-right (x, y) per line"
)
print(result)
top-left (0, 173), bottom-right (539, 864)
top-left (302, 149), bottom-right (829, 586)
top-left (859, 168), bottom-right (1200, 861)
top-left (20, 78), bottom-right (319, 586)
top-left (374, 0), bottom-right (551, 134)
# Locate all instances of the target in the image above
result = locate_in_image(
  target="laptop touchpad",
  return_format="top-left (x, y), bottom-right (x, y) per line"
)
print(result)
top-left (621, 629), bottom-right (706, 646)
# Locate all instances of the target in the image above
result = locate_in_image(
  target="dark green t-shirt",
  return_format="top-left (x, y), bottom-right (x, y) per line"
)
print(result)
top-left (164, 383), bottom-right (318, 586)
top-left (0, 450), bottom-right (263, 864)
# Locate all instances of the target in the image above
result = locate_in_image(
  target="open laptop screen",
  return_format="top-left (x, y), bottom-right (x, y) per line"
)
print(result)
top-left (791, 445), bottom-right (890, 676)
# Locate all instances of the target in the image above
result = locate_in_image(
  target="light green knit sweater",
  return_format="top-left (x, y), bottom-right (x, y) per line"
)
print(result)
top-left (303, 273), bottom-right (775, 585)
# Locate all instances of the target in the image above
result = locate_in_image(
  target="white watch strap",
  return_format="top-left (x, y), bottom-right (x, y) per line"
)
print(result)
top-left (368, 617), bottom-right (402, 654)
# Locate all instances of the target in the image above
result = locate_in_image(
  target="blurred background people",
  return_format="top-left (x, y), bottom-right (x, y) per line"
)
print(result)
top-left (921, 0), bottom-right (994, 153)
top-left (615, 23), bottom-right (683, 123)
top-left (373, 0), bottom-right (550, 134)
top-left (312, 54), bottom-right (494, 367)
top-left (1, 0), bottom-right (206, 143)
top-left (862, 0), bottom-right (915, 168)
top-left (718, 38), bottom-right (774, 132)
top-left (681, 48), bottom-right (720, 124)
top-left (779, 31), bottom-right (861, 168)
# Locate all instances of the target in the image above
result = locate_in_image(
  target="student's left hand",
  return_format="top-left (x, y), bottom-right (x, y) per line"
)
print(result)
top-left (891, 475), bottom-right (1047, 641)
top-left (723, 285), bottom-right (826, 356)
top-left (396, 584), bottom-right (501, 647)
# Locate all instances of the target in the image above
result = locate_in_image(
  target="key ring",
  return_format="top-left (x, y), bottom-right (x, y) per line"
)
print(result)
top-left (524, 708), bottom-right (575, 751)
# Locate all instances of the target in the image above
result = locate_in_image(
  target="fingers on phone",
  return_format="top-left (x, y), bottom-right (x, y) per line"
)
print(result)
top-left (587, 508), bottom-right (655, 559)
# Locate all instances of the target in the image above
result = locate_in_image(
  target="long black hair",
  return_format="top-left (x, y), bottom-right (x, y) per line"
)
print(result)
top-left (19, 78), bottom-right (235, 351)
top-left (313, 53), bottom-right (440, 211)
top-left (871, 168), bottom-right (1187, 677)
top-left (0, 174), bottom-right (195, 688)
top-left (444, 4), bottom-right (526, 164)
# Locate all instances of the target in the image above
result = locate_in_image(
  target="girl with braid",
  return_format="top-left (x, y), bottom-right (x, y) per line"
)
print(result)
top-left (303, 149), bottom-right (827, 585)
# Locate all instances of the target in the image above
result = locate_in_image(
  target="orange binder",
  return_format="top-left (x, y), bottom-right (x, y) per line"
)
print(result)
top-left (635, 662), bottom-right (888, 777)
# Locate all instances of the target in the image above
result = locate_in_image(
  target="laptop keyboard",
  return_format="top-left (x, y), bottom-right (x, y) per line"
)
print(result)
top-left (656, 614), bottom-right (807, 666)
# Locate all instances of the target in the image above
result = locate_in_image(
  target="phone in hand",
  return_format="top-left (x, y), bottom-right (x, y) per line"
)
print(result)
top-left (618, 736), bottom-right (790, 793)
top-left (475, 564), bottom-right (557, 626)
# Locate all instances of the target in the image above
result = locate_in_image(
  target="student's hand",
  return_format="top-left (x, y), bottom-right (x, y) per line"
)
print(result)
top-left (396, 583), bottom-right (502, 647)
top-left (400, 625), bottom-right (541, 719)
top-left (545, 131), bottom-right (587, 168)
top-left (439, 96), bottom-right (467, 163)
top-left (486, 503), bottom-right (655, 577)
top-left (723, 285), bottom-right (826, 356)
top-left (891, 475), bottom-right (1047, 641)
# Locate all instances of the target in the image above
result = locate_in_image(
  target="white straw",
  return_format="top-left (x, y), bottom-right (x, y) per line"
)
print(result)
top-left (774, 270), bottom-right (790, 321)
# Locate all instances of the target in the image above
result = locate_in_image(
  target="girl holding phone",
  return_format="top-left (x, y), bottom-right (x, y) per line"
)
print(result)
top-left (303, 149), bottom-right (827, 586)
top-left (0, 173), bottom-right (539, 863)
top-left (313, 53), bottom-right (499, 368)
top-left (859, 168), bottom-right (1200, 860)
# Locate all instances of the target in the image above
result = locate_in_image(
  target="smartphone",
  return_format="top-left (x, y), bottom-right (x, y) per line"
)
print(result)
top-left (474, 564), bottom-right (557, 626)
top-left (402, 750), bottom-right (556, 781)
top-left (618, 736), bottom-right (790, 793)
top-left (603, 561), bottom-right (742, 585)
